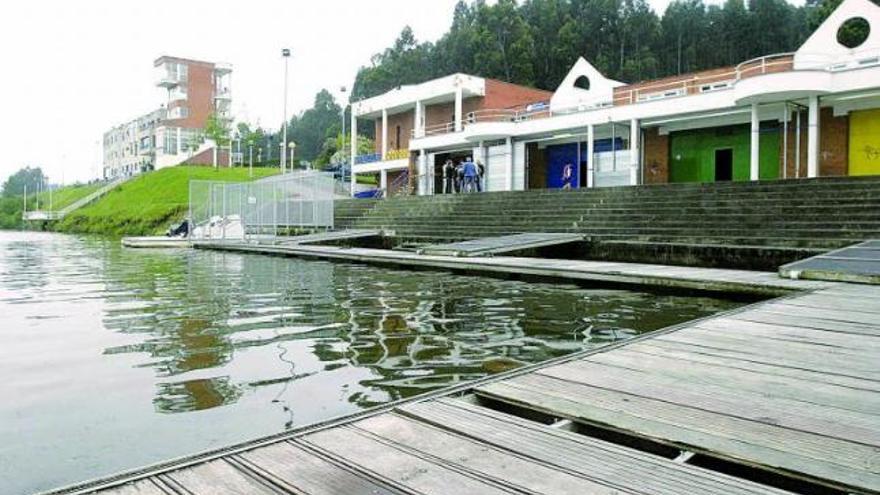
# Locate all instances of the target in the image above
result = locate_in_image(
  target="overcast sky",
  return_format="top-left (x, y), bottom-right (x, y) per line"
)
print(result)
top-left (0, 0), bottom-right (763, 184)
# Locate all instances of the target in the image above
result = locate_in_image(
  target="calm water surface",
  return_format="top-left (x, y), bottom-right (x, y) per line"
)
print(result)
top-left (0, 231), bottom-right (741, 494)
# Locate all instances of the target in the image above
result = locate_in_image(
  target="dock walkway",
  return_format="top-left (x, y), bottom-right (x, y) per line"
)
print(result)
top-left (418, 232), bottom-right (585, 257)
top-left (46, 244), bottom-right (879, 495)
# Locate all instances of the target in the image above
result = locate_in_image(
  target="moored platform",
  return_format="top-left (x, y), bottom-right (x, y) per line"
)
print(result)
top-left (120, 237), bottom-right (190, 248)
top-left (418, 232), bottom-right (585, 257)
top-left (780, 239), bottom-right (880, 284)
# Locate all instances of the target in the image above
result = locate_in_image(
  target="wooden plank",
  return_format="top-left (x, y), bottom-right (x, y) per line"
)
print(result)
top-left (302, 423), bottom-right (517, 494)
top-left (476, 375), bottom-right (880, 491)
top-left (655, 332), bottom-right (880, 380)
top-left (400, 399), bottom-right (795, 495)
top-left (102, 479), bottom-right (168, 495)
top-left (160, 460), bottom-right (279, 494)
top-left (631, 340), bottom-right (880, 392)
top-left (779, 294), bottom-right (880, 314)
top-left (236, 441), bottom-right (405, 495)
top-left (678, 324), bottom-right (880, 362)
top-left (353, 413), bottom-right (635, 495)
top-left (758, 302), bottom-right (880, 327)
top-left (693, 317), bottom-right (880, 353)
top-left (589, 347), bottom-right (880, 415)
top-left (420, 233), bottom-right (584, 257)
top-left (727, 309), bottom-right (880, 337)
top-left (540, 360), bottom-right (880, 444)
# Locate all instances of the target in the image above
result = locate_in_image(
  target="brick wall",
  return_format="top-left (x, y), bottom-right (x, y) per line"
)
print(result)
top-left (181, 146), bottom-right (230, 167)
top-left (169, 61), bottom-right (215, 129)
top-left (644, 127), bottom-right (669, 184)
top-left (483, 79), bottom-right (552, 110)
top-left (781, 108), bottom-right (849, 178)
top-left (820, 108), bottom-right (848, 177)
top-left (373, 110), bottom-right (415, 153)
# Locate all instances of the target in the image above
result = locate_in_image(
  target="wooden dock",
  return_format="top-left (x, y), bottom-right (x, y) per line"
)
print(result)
top-left (120, 237), bottom-right (190, 249)
top-left (44, 244), bottom-right (880, 495)
top-left (780, 239), bottom-right (880, 284)
top-left (271, 229), bottom-right (384, 246)
top-left (418, 232), bottom-right (585, 257)
top-left (196, 242), bottom-right (829, 295)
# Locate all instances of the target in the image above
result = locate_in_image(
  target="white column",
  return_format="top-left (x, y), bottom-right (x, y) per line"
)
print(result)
top-left (350, 112), bottom-right (357, 197)
top-left (454, 87), bottom-right (463, 132)
top-left (380, 169), bottom-right (388, 197)
top-left (807, 95), bottom-right (820, 178)
top-left (586, 124), bottom-right (595, 188)
top-left (750, 103), bottom-right (760, 181)
top-left (418, 149), bottom-right (427, 196)
top-left (381, 109), bottom-right (388, 159)
top-left (176, 127), bottom-right (182, 155)
top-left (414, 101), bottom-right (423, 139)
top-left (629, 119), bottom-right (640, 186)
top-left (505, 137), bottom-right (514, 191)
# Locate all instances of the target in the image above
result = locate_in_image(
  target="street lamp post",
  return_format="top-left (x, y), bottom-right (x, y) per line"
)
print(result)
top-left (248, 140), bottom-right (254, 178)
top-left (281, 48), bottom-right (291, 174)
top-left (340, 86), bottom-right (347, 182)
top-left (289, 142), bottom-right (296, 170)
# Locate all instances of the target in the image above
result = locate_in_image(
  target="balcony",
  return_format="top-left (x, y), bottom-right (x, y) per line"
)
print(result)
top-left (215, 87), bottom-right (232, 100)
top-left (214, 62), bottom-right (233, 75)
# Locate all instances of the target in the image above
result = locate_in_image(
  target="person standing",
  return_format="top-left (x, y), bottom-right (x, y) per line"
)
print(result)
top-left (442, 159), bottom-right (455, 194)
top-left (462, 156), bottom-right (478, 193)
top-left (562, 162), bottom-right (574, 190)
top-left (455, 160), bottom-right (465, 193)
top-left (476, 160), bottom-right (485, 192)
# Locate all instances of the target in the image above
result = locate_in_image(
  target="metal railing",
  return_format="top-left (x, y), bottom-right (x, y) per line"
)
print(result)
top-left (405, 49), bottom-right (879, 139)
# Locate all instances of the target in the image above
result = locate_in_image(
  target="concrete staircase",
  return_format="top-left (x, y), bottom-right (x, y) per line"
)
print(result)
top-left (334, 176), bottom-right (880, 269)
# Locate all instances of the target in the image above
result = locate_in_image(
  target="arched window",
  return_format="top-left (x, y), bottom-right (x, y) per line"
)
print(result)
top-left (574, 75), bottom-right (591, 90)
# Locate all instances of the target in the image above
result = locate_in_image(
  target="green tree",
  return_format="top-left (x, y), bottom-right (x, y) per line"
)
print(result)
top-left (2, 166), bottom-right (46, 198)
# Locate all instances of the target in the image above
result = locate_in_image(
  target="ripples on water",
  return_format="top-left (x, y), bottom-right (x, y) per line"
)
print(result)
top-left (0, 232), bottom-right (741, 494)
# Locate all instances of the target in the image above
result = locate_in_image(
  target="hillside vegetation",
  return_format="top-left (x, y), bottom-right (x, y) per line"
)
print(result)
top-left (57, 166), bottom-right (278, 236)
top-left (38, 182), bottom-right (104, 211)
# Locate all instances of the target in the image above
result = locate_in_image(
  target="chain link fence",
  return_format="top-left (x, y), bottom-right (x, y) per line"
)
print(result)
top-left (189, 171), bottom-right (335, 241)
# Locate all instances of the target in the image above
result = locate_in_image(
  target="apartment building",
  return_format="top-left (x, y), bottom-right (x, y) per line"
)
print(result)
top-left (102, 108), bottom-right (165, 179)
top-left (153, 55), bottom-right (233, 168)
top-left (102, 56), bottom-right (233, 178)
top-left (350, 0), bottom-right (880, 196)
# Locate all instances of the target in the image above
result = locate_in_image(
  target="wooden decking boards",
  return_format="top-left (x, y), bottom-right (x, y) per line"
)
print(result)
top-left (45, 248), bottom-right (880, 495)
top-left (780, 239), bottom-right (880, 284)
top-left (195, 242), bottom-right (832, 295)
top-left (418, 232), bottom-right (585, 257)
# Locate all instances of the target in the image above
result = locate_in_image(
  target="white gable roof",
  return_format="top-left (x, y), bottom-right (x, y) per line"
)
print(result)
top-left (550, 58), bottom-right (624, 113)
top-left (795, 0), bottom-right (880, 69)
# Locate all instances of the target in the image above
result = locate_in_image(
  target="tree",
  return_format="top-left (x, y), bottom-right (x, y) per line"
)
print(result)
top-left (2, 166), bottom-right (46, 198)
top-left (204, 113), bottom-right (231, 168)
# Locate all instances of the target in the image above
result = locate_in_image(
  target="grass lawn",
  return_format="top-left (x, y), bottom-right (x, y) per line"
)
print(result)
top-left (37, 183), bottom-right (104, 211)
top-left (57, 166), bottom-right (278, 236)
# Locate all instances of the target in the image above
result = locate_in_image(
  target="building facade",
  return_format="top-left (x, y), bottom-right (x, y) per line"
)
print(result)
top-left (102, 56), bottom-right (233, 179)
top-left (349, 0), bottom-right (880, 196)
top-left (153, 55), bottom-right (233, 169)
top-left (102, 108), bottom-right (165, 179)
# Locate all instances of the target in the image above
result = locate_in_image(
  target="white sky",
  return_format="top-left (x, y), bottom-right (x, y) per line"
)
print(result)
top-left (0, 0), bottom-right (787, 184)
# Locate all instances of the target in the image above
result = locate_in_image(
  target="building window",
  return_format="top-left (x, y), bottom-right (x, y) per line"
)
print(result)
top-left (574, 75), bottom-right (591, 90)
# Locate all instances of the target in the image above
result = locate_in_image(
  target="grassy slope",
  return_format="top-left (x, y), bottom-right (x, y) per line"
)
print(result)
top-left (57, 166), bottom-right (278, 236)
top-left (37, 183), bottom-right (104, 211)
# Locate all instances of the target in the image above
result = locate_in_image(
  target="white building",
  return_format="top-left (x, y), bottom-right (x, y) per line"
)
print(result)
top-left (350, 0), bottom-right (880, 196)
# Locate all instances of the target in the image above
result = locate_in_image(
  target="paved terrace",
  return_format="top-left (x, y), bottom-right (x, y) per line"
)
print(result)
top-left (46, 242), bottom-right (879, 495)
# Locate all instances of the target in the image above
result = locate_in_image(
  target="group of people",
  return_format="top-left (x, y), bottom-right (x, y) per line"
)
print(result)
top-left (442, 157), bottom-right (486, 194)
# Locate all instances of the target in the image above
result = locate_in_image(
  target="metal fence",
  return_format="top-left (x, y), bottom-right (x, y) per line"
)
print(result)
top-left (189, 171), bottom-right (335, 241)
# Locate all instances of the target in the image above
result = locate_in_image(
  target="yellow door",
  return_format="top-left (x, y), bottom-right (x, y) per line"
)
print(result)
top-left (849, 108), bottom-right (880, 176)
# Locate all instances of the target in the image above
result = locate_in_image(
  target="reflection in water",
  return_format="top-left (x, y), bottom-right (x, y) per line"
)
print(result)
top-left (0, 232), bottom-right (742, 495)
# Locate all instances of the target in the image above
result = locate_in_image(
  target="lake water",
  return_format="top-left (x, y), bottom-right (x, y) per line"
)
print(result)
top-left (0, 231), bottom-right (742, 494)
